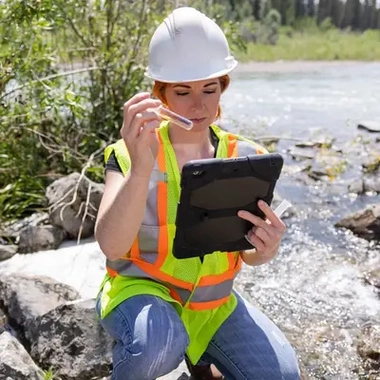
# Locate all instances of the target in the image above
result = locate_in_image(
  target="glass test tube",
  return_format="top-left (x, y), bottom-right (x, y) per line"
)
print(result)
top-left (244, 199), bottom-right (292, 246)
top-left (274, 199), bottom-right (292, 218)
top-left (155, 106), bottom-right (193, 130)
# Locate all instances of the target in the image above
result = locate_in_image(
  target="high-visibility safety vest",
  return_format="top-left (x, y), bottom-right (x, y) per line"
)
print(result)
top-left (104, 122), bottom-right (265, 311)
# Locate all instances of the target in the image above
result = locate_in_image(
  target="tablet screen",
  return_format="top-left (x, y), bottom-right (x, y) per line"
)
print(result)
top-left (190, 177), bottom-right (270, 210)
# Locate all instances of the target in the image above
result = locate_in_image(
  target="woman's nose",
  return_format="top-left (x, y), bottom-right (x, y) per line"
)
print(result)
top-left (191, 96), bottom-right (205, 111)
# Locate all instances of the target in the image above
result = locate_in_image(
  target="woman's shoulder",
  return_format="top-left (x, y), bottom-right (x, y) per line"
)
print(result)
top-left (104, 139), bottom-right (131, 174)
top-left (105, 139), bottom-right (128, 157)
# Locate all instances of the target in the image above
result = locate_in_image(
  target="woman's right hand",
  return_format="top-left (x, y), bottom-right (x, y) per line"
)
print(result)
top-left (121, 92), bottom-right (162, 178)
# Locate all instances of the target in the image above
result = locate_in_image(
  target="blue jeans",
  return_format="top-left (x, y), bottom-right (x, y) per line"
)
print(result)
top-left (95, 291), bottom-right (300, 380)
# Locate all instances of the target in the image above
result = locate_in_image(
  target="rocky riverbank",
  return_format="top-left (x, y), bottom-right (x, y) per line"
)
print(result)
top-left (0, 122), bottom-right (379, 379)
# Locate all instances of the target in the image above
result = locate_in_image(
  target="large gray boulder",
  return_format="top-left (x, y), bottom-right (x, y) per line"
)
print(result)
top-left (46, 173), bottom-right (104, 239)
top-left (0, 213), bottom-right (64, 255)
top-left (0, 332), bottom-right (44, 380)
top-left (18, 225), bottom-right (66, 254)
top-left (0, 274), bottom-right (79, 342)
top-left (29, 299), bottom-right (113, 380)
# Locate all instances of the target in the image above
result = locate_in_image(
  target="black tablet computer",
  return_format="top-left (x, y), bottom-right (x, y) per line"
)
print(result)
top-left (172, 153), bottom-right (284, 259)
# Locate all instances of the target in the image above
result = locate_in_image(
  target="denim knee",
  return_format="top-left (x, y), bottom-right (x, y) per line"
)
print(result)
top-left (96, 294), bottom-right (189, 380)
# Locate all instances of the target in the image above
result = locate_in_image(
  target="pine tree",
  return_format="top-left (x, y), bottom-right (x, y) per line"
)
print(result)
top-left (307, 0), bottom-right (315, 17)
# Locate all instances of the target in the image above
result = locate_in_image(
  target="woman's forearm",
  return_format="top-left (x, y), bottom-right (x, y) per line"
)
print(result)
top-left (95, 173), bottom-right (150, 261)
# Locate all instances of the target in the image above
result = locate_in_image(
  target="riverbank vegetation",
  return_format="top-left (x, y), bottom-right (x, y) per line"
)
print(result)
top-left (1, 0), bottom-right (380, 225)
top-left (241, 26), bottom-right (380, 61)
top-left (194, 0), bottom-right (380, 61)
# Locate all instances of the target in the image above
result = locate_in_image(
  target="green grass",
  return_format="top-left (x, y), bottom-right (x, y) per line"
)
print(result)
top-left (44, 369), bottom-right (54, 380)
top-left (238, 28), bottom-right (380, 61)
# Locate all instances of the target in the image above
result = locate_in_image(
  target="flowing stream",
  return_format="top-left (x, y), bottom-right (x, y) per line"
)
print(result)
top-left (223, 62), bottom-right (380, 379)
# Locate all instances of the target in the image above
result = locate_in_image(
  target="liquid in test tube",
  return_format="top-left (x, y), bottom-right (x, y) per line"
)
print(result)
top-left (155, 106), bottom-right (193, 130)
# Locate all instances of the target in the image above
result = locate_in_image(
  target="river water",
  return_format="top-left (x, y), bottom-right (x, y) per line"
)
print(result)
top-left (2, 62), bottom-right (379, 379)
top-left (222, 62), bottom-right (380, 379)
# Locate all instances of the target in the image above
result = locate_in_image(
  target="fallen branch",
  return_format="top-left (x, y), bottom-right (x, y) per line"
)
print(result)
top-left (254, 135), bottom-right (309, 142)
top-left (48, 146), bottom-right (104, 243)
top-left (1, 66), bottom-right (101, 100)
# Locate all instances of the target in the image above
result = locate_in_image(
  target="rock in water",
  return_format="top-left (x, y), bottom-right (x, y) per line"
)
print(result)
top-left (357, 324), bottom-right (380, 372)
top-left (0, 244), bottom-right (18, 262)
top-left (335, 204), bottom-right (380, 241)
top-left (358, 121), bottom-right (380, 133)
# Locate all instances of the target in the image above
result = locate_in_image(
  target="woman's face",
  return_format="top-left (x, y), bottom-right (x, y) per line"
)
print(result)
top-left (164, 78), bottom-right (222, 132)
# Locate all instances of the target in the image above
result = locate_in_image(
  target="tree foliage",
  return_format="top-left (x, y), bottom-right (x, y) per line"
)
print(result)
top-left (0, 0), bottom-right (246, 224)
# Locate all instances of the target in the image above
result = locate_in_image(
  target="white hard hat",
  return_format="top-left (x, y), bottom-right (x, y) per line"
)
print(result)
top-left (145, 7), bottom-right (238, 83)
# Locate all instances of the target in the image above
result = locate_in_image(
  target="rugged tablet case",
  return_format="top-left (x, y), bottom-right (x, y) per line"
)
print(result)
top-left (172, 153), bottom-right (284, 259)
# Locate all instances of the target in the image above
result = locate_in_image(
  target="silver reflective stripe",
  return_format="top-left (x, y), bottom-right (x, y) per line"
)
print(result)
top-left (150, 168), bottom-right (167, 183)
top-left (107, 257), bottom-right (233, 306)
top-left (139, 253), bottom-right (157, 264)
top-left (190, 279), bottom-right (234, 303)
top-left (106, 259), bottom-right (193, 303)
top-left (138, 162), bottom-right (167, 265)
top-left (144, 160), bottom-right (167, 227)
top-left (144, 165), bottom-right (161, 227)
top-left (236, 139), bottom-right (262, 156)
top-left (138, 225), bottom-right (159, 264)
top-left (107, 259), bottom-right (150, 278)
top-left (170, 286), bottom-right (192, 304)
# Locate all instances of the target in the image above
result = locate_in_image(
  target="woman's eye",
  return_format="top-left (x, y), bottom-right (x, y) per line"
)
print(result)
top-left (176, 92), bottom-right (189, 96)
top-left (204, 90), bottom-right (216, 94)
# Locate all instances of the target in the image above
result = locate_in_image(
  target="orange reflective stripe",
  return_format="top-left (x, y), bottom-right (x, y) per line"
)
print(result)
top-left (197, 252), bottom-right (240, 286)
top-left (130, 237), bottom-right (140, 259)
top-left (157, 133), bottom-right (168, 267)
top-left (132, 258), bottom-right (194, 291)
top-left (235, 255), bottom-right (242, 272)
top-left (228, 252), bottom-right (236, 270)
top-left (106, 267), bottom-right (118, 277)
top-left (169, 288), bottom-right (183, 303)
top-left (157, 225), bottom-right (168, 267)
top-left (157, 134), bottom-right (167, 226)
top-left (198, 270), bottom-right (236, 286)
top-left (227, 135), bottom-right (238, 157)
top-left (188, 295), bottom-right (230, 311)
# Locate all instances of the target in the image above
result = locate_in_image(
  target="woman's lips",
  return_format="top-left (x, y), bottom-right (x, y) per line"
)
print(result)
top-left (190, 118), bottom-right (206, 123)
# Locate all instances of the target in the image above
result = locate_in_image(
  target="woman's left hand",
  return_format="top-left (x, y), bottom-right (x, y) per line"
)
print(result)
top-left (237, 200), bottom-right (286, 265)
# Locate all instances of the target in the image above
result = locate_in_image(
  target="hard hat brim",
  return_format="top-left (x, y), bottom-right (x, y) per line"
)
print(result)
top-left (145, 60), bottom-right (238, 84)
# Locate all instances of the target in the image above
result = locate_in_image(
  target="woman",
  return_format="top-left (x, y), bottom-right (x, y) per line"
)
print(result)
top-left (95, 6), bottom-right (300, 380)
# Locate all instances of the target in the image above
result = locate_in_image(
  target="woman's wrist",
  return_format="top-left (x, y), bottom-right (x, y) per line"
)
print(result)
top-left (240, 248), bottom-right (277, 267)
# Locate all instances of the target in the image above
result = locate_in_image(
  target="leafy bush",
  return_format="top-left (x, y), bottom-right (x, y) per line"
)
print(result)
top-left (0, 0), bottom-right (246, 225)
top-left (0, 0), bottom-right (169, 224)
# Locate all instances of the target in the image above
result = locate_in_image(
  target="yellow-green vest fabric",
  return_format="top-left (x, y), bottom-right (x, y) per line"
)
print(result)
top-left (98, 122), bottom-right (267, 364)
